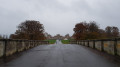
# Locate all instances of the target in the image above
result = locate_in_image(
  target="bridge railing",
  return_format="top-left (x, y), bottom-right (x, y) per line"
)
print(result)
top-left (70, 38), bottom-right (120, 57)
top-left (0, 39), bottom-right (49, 57)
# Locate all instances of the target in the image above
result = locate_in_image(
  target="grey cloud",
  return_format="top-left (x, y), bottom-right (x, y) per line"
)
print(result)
top-left (0, 7), bottom-right (29, 35)
top-left (0, 0), bottom-right (120, 36)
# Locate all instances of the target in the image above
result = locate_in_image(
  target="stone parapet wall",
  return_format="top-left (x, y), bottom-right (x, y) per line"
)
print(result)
top-left (0, 39), bottom-right (49, 58)
top-left (70, 38), bottom-right (120, 56)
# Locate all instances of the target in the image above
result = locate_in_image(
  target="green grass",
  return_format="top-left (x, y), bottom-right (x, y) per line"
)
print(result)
top-left (46, 39), bottom-right (56, 44)
top-left (61, 40), bottom-right (70, 44)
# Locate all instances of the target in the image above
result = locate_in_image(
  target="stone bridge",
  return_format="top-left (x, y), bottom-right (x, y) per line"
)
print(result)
top-left (0, 40), bottom-right (120, 67)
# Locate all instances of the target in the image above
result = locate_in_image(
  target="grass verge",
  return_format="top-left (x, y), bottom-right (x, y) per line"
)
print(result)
top-left (61, 40), bottom-right (70, 44)
top-left (45, 39), bottom-right (56, 44)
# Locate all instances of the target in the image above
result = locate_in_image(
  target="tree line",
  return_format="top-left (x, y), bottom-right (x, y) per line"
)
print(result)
top-left (73, 21), bottom-right (119, 40)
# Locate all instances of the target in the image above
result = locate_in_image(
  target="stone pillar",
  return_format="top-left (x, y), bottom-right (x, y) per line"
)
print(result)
top-left (116, 38), bottom-right (120, 56)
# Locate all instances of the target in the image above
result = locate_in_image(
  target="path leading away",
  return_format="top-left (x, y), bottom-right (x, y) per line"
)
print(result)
top-left (0, 40), bottom-right (119, 67)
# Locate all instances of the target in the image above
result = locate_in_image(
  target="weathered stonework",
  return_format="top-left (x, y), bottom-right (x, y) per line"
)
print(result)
top-left (95, 41), bottom-right (102, 51)
top-left (82, 41), bottom-right (85, 45)
top-left (0, 39), bottom-right (49, 58)
top-left (0, 41), bottom-right (4, 57)
top-left (103, 41), bottom-right (115, 55)
top-left (71, 38), bottom-right (120, 56)
top-left (6, 40), bottom-right (17, 56)
top-left (89, 41), bottom-right (94, 48)
top-left (85, 41), bottom-right (88, 47)
top-left (117, 41), bottom-right (120, 56)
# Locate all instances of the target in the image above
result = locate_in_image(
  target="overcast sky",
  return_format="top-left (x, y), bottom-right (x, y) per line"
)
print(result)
top-left (0, 0), bottom-right (120, 36)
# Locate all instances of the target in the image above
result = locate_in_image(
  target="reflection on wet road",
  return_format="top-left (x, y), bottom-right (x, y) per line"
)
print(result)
top-left (0, 40), bottom-right (120, 67)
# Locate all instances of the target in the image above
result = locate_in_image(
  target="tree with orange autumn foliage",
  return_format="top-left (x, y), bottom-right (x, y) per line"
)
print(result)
top-left (73, 21), bottom-right (119, 40)
top-left (73, 21), bottom-right (100, 40)
top-left (73, 22), bottom-right (87, 40)
top-left (10, 20), bottom-right (46, 40)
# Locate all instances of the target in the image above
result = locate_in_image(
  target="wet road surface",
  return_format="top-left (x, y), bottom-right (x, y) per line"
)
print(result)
top-left (0, 40), bottom-right (120, 67)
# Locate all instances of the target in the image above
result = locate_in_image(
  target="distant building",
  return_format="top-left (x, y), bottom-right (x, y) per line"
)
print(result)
top-left (64, 38), bottom-right (68, 40)
top-left (52, 34), bottom-right (64, 40)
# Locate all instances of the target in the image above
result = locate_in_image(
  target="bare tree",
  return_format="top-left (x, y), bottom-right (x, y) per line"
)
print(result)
top-left (88, 21), bottom-right (99, 32)
top-left (105, 26), bottom-right (112, 38)
top-left (112, 26), bottom-right (119, 37)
